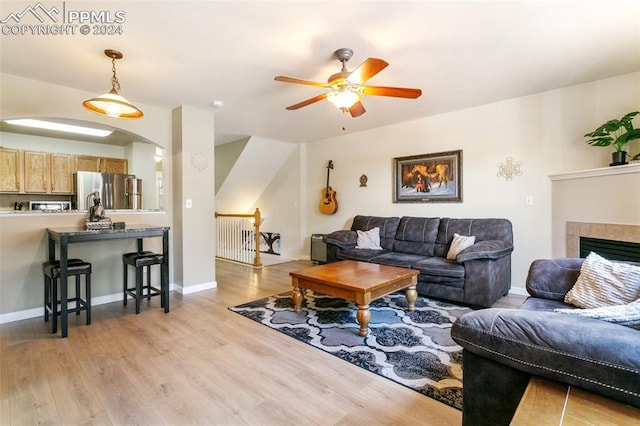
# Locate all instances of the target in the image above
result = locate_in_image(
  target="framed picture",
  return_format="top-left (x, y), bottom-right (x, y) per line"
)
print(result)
top-left (393, 150), bottom-right (462, 203)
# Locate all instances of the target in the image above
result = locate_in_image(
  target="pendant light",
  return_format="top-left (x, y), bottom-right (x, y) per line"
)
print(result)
top-left (83, 49), bottom-right (143, 119)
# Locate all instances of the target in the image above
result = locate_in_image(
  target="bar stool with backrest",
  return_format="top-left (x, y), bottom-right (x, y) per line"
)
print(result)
top-left (43, 258), bottom-right (92, 335)
top-left (123, 251), bottom-right (166, 314)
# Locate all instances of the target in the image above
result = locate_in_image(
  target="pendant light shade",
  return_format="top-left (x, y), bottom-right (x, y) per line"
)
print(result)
top-left (83, 49), bottom-right (143, 119)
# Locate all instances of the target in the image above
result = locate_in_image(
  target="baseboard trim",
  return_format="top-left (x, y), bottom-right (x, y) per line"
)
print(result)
top-left (174, 281), bottom-right (217, 295)
top-left (0, 282), bottom-right (186, 325)
top-left (509, 287), bottom-right (528, 297)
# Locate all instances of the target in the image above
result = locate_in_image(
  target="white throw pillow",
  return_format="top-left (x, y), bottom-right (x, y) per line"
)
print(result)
top-left (447, 233), bottom-right (475, 260)
top-left (356, 227), bottom-right (382, 250)
top-left (564, 252), bottom-right (640, 309)
top-left (555, 299), bottom-right (640, 327)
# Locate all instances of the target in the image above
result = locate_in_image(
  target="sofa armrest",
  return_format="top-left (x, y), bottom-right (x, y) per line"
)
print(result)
top-left (323, 230), bottom-right (357, 249)
top-left (455, 240), bottom-right (513, 263)
top-left (526, 258), bottom-right (583, 300)
top-left (451, 308), bottom-right (640, 409)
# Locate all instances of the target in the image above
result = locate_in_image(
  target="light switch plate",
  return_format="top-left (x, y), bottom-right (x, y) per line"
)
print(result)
top-left (186, 199), bottom-right (192, 208)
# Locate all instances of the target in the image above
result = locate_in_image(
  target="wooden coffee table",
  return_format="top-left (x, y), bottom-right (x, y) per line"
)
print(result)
top-left (289, 260), bottom-right (419, 336)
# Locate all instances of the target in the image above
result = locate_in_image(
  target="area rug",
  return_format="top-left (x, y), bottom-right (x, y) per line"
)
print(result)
top-left (229, 290), bottom-right (472, 410)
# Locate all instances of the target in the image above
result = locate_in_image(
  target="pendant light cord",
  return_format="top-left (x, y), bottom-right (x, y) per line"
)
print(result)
top-left (111, 57), bottom-right (121, 93)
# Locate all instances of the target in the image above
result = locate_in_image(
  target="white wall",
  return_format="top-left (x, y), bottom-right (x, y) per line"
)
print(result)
top-left (250, 145), bottom-right (304, 259)
top-left (302, 72), bottom-right (640, 292)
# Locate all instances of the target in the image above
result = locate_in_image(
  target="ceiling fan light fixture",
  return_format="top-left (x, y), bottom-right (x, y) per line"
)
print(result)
top-left (327, 86), bottom-right (360, 110)
top-left (82, 49), bottom-right (143, 119)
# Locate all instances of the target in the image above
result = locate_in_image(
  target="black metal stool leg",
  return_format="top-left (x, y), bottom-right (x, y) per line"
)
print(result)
top-left (146, 265), bottom-right (152, 300)
top-left (51, 277), bottom-right (58, 334)
top-left (75, 275), bottom-right (81, 316)
top-left (86, 272), bottom-right (91, 325)
top-left (123, 262), bottom-right (128, 306)
top-left (44, 274), bottom-right (50, 322)
top-left (135, 265), bottom-right (143, 314)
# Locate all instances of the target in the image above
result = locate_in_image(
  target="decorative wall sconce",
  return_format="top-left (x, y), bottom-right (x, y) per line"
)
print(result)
top-left (83, 49), bottom-right (143, 119)
top-left (497, 157), bottom-right (523, 181)
top-left (359, 174), bottom-right (368, 187)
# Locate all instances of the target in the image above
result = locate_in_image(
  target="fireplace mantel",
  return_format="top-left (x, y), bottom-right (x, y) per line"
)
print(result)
top-left (550, 162), bottom-right (639, 258)
top-left (549, 163), bottom-right (640, 181)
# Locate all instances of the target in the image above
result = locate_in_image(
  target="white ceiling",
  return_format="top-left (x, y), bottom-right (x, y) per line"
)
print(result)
top-left (1, 1), bottom-right (639, 145)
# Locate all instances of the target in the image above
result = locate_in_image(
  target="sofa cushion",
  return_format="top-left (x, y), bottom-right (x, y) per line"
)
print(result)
top-left (392, 217), bottom-right (440, 256)
top-left (336, 248), bottom-right (390, 262)
top-left (350, 216), bottom-right (400, 251)
top-left (565, 252), bottom-right (640, 309)
top-left (519, 297), bottom-right (573, 312)
top-left (435, 218), bottom-right (513, 257)
top-left (451, 308), bottom-right (640, 407)
top-left (366, 252), bottom-right (428, 268)
top-left (413, 257), bottom-right (465, 278)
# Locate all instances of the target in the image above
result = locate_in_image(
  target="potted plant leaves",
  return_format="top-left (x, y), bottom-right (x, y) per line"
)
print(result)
top-left (584, 111), bottom-right (640, 166)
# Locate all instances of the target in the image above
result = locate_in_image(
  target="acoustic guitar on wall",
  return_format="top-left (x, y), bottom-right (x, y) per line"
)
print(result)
top-left (319, 160), bottom-right (338, 215)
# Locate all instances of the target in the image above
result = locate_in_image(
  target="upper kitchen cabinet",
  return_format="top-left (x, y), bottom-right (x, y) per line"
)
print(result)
top-left (50, 153), bottom-right (73, 193)
top-left (76, 155), bottom-right (128, 174)
top-left (23, 151), bottom-right (48, 193)
top-left (24, 151), bottom-right (74, 194)
top-left (0, 148), bottom-right (21, 192)
top-left (101, 157), bottom-right (128, 174)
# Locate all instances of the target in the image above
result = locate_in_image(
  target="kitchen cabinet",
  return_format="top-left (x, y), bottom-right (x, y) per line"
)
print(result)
top-left (50, 153), bottom-right (73, 193)
top-left (24, 151), bottom-right (74, 194)
top-left (76, 155), bottom-right (128, 174)
top-left (101, 157), bottom-right (128, 174)
top-left (24, 151), bottom-right (48, 193)
top-left (0, 148), bottom-right (21, 192)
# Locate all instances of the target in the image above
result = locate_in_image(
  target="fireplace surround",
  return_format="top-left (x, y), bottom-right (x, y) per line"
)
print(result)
top-left (566, 221), bottom-right (640, 258)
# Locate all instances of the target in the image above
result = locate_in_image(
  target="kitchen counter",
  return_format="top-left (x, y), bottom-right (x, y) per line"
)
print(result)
top-left (0, 209), bottom-right (166, 216)
top-left (0, 210), bottom-right (170, 321)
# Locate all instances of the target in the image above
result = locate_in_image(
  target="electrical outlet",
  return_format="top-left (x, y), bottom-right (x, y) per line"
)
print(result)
top-left (186, 199), bottom-right (192, 208)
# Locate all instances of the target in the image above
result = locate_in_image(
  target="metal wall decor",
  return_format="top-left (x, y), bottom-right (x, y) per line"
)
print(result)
top-left (497, 157), bottom-right (523, 181)
top-left (359, 174), bottom-right (368, 187)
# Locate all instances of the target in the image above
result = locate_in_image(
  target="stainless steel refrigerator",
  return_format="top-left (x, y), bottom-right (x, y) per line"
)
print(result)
top-left (74, 172), bottom-right (135, 210)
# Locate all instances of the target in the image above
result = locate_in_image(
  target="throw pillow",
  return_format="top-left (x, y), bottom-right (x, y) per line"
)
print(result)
top-left (555, 299), bottom-right (640, 328)
top-left (564, 252), bottom-right (640, 309)
top-left (447, 233), bottom-right (475, 260)
top-left (356, 227), bottom-right (382, 250)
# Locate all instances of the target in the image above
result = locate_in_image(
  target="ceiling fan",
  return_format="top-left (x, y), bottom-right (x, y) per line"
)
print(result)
top-left (274, 48), bottom-right (422, 118)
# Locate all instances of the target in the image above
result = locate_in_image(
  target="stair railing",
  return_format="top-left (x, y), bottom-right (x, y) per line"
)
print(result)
top-left (214, 208), bottom-right (262, 268)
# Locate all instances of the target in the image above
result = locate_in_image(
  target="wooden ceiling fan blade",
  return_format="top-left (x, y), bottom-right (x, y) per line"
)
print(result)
top-left (362, 85), bottom-right (422, 99)
top-left (349, 101), bottom-right (366, 117)
top-left (285, 93), bottom-right (328, 110)
top-left (346, 58), bottom-right (388, 85)
top-left (274, 76), bottom-right (328, 87)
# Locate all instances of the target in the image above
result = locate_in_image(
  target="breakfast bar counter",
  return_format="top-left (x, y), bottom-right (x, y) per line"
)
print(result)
top-left (47, 224), bottom-right (170, 337)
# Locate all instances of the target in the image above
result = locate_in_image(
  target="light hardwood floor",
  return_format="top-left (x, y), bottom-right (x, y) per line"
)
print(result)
top-left (0, 260), bottom-right (525, 425)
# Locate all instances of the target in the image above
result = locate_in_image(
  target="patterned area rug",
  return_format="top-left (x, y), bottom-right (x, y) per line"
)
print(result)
top-left (229, 290), bottom-right (472, 410)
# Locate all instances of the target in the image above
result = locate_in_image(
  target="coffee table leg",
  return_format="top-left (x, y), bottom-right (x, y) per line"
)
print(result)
top-left (405, 285), bottom-right (417, 312)
top-left (292, 287), bottom-right (303, 312)
top-left (356, 304), bottom-right (370, 337)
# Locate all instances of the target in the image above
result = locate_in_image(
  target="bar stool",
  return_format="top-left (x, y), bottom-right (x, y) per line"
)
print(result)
top-left (43, 259), bottom-right (92, 334)
top-left (123, 251), bottom-right (166, 314)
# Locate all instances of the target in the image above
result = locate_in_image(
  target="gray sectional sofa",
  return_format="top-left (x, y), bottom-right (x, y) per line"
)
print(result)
top-left (323, 215), bottom-right (514, 307)
top-left (451, 258), bottom-right (640, 425)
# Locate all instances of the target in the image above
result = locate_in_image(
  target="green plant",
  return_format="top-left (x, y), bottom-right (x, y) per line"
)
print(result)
top-left (584, 111), bottom-right (640, 152)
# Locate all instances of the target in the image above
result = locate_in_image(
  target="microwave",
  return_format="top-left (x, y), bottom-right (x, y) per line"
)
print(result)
top-left (29, 201), bottom-right (71, 211)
